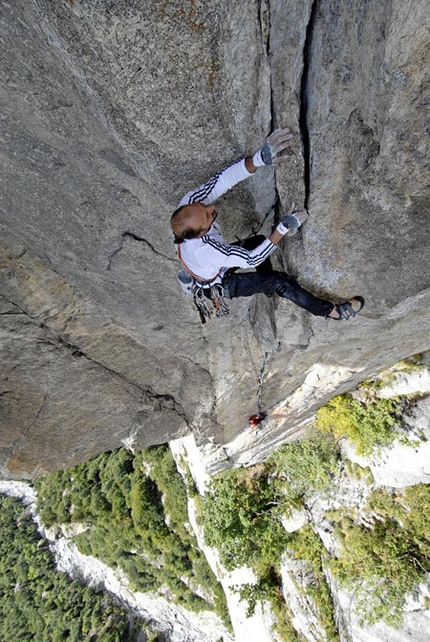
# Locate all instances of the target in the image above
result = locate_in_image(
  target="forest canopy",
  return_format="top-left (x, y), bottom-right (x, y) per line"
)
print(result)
top-left (0, 494), bottom-right (143, 642)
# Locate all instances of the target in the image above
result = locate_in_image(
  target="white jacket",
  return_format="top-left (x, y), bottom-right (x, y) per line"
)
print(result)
top-left (176, 159), bottom-right (276, 283)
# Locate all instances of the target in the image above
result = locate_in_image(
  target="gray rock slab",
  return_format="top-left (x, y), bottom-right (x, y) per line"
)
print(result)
top-left (1, 0), bottom-right (429, 476)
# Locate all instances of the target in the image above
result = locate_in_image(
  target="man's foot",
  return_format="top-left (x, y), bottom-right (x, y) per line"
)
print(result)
top-left (286, 209), bottom-right (308, 237)
top-left (328, 296), bottom-right (365, 320)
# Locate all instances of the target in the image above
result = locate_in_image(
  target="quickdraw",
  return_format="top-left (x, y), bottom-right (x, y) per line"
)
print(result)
top-left (251, 204), bottom-right (275, 236)
top-left (193, 284), bottom-right (229, 324)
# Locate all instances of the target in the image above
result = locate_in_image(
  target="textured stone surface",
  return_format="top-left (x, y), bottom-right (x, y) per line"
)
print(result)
top-left (283, 0), bottom-right (430, 306)
top-left (280, 556), bottom-right (328, 642)
top-left (1, 0), bottom-right (429, 476)
top-left (329, 572), bottom-right (430, 642)
top-left (0, 229), bottom-right (213, 476)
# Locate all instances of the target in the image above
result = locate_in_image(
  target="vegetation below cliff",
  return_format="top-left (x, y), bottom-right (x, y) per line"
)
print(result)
top-left (199, 435), bottom-right (342, 641)
top-left (9, 358), bottom-right (429, 642)
top-left (200, 447), bottom-right (430, 639)
top-left (35, 445), bottom-right (230, 627)
top-left (0, 494), bottom-right (145, 641)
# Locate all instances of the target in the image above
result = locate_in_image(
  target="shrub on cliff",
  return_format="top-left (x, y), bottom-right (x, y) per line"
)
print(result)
top-left (315, 394), bottom-right (403, 455)
top-left (199, 457), bottom-right (339, 641)
top-left (200, 465), bottom-right (290, 573)
top-left (269, 431), bottom-right (341, 510)
top-left (330, 483), bottom-right (430, 626)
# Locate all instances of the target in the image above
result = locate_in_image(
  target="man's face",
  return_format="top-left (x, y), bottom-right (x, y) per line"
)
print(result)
top-left (183, 203), bottom-right (217, 237)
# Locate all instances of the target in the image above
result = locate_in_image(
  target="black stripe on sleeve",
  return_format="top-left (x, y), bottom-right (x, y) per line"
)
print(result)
top-left (187, 160), bottom-right (243, 204)
top-left (205, 237), bottom-right (275, 267)
top-left (188, 173), bottom-right (221, 204)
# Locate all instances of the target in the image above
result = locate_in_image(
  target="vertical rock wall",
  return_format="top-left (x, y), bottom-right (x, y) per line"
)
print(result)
top-left (0, 0), bottom-right (429, 477)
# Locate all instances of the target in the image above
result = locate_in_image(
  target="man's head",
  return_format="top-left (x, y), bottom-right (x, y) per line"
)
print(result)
top-left (170, 202), bottom-right (217, 243)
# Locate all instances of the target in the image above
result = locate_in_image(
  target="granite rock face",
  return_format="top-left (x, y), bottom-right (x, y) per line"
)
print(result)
top-left (1, 0), bottom-right (429, 477)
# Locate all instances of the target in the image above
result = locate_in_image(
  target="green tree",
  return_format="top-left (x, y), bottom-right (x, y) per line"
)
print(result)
top-left (35, 445), bottom-right (230, 625)
top-left (269, 431), bottom-right (341, 510)
top-left (0, 494), bottom-right (147, 641)
top-left (201, 467), bottom-right (290, 571)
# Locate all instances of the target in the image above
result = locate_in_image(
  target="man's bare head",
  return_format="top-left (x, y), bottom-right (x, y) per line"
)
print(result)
top-left (170, 202), bottom-right (217, 243)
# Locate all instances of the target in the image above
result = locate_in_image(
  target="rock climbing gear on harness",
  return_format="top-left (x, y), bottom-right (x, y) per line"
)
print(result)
top-left (209, 284), bottom-right (229, 318)
top-left (193, 284), bottom-right (229, 324)
top-left (193, 287), bottom-right (212, 323)
top-left (177, 270), bottom-right (229, 323)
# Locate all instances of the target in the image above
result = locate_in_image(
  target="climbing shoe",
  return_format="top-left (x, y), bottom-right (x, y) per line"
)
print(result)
top-left (176, 269), bottom-right (197, 296)
top-left (330, 296), bottom-right (365, 320)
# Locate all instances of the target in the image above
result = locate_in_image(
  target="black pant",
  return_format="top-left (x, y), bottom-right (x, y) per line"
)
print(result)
top-left (222, 236), bottom-right (333, 318)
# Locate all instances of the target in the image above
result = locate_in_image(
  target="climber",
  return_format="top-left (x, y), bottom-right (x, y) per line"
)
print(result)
top-left (171, 128), bottom-right (364, 320)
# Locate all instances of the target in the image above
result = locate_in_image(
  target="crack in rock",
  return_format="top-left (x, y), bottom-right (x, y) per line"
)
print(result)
top-left (0, 293), bottom-right (189, 427)
top-left (24, 392), bottom-right (49, 436)
top-left (0, 294), bottom-right (26, 315)
top-left (259, 0), bottom-right (271, 56)
top-left (299, 0), bottom-right (319, 209)
top-left (260, 0), bottom-right (285, 237)
top-left (54, 334), bottom-right (189, 424)
top-left (257, 351), bottom-right (269, 413)
top-left (107, 231), bottom-right (175, 270)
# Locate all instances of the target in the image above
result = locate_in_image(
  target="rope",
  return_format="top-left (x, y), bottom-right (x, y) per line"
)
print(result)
top-left (251, 205), bottom-right (275, 236)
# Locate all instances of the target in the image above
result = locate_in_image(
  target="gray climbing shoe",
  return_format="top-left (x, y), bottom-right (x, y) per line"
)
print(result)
top-left (330, 296), bottom-right (365, 320)
top-left (177, 269), bottom-right (197, 296)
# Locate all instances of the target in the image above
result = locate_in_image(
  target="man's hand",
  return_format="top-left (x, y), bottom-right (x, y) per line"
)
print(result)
top-left (276, 209), bottom-right (309, 236)
top-left (252, 128), bottom-right (294, 167)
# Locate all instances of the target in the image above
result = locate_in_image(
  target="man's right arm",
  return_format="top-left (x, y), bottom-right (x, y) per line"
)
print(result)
top-left (202, 235), bottom-right (278, 271)
top-left (178, 128), bottom-right (293, 207)
top-left (203, 213), bottom-right (300, 268)
top-left (178, 158), bottom-right (254, 207)
top-left (268, 228), bottom-right (285, 245)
